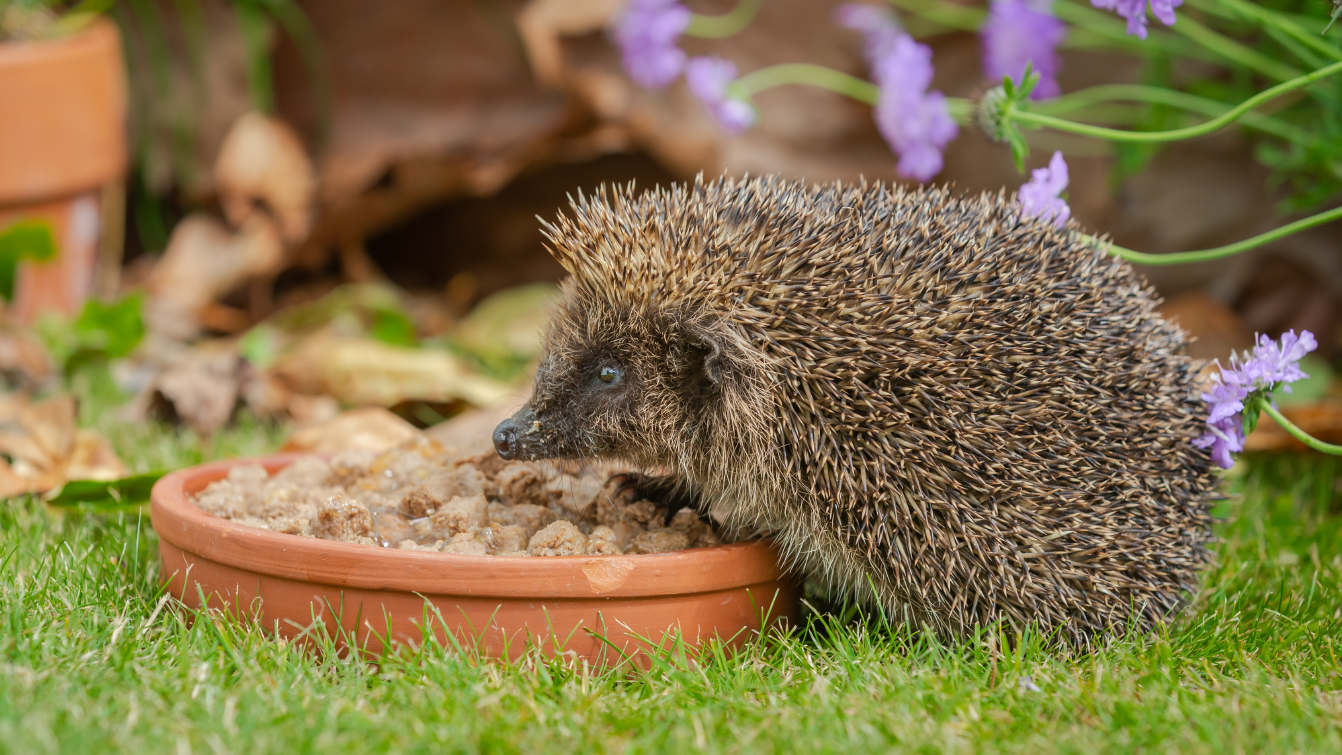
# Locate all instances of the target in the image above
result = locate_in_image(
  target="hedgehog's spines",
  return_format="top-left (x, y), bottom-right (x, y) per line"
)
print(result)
top-left (538, 171), bottom-right (1215, 647)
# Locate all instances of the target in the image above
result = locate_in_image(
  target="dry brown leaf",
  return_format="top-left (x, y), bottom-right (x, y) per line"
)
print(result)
top-left (281, 407), bottom-right (422, 454)
top-left (285, 393), bottom-right (342, 428)
top-left (143, 214), bottom-right (284, 339)
top-left (215, 112), bottom-right (316, 243)
top-left (0, 321), bottom-right (53, 390)
top-left (516, 0), bottom-right (623, 85)
top-left (272, 331), bottom-right (515, 408)
top-left (425, 386), bottom-right (532, 449)
top-left (145, 344), bottom-right (241, 437)
top-left (1159, 291), bottom-right (1254, 365)
top-left (63, 430), bottom-right (129, 482)
top-left (0, 394), bottom-right (127, 498)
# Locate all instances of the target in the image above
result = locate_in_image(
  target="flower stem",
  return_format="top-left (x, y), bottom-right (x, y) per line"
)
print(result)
top-left (1010, 58), bottom-right (1342, 143)
top-left (1052, 0), bottom-right (1209, 59)
top-left (735, 64), bottom-right (880, 103)
top-left (685, 0), bottom-right (762, 39)
top-left (1167, 12), bottom-right (1301, 81)
top-left (1082, 205), bottom-right (1342, 265)
top-left (1030, 84), bottom-right (1314, 144)
top-left (881, 0), bottom-right (984, 32)
top-left (1262, 403), bottom-right (1342, 455)
top-left (1187, 0), bottom-right (1342, 63)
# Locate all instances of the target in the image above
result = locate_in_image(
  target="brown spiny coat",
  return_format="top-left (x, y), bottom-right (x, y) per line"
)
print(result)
top-left (495, 175), bottom-right (1217, 645)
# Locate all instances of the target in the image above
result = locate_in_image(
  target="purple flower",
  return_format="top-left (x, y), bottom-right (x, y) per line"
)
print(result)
top-left (686, 56), bottom-right (757, 134)
top-left (837, 5), bottom-right (958, 182)
top-left (613, 0), bottom-right (691, 88)
top-left (1017, 151), bottom-right (1070, 226)
top-left (1090, 0), bottom-right (1181, 39)
top-left (982, 0), bottom-right (1065, 100)
top-left (835, 3), bottom-right (904, 62)
top-left (1193, 330), bottom-right (1318, 469)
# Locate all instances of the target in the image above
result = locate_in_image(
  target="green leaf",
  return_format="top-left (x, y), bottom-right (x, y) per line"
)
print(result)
top-left (45, 472), bottom-right (165, 509)
top-left (0, 220), bottom-right (57, 301)
top-left (238, 324), bottom-right (281, 370)
top-left (1009, 129), bottom-right (1031, 173)
top-left (371, 308), bottom-right (419, 347)
top-left (73, 293), bottom-right (145, 359)
top-left (1243, 393), bottom-right (1265, 437)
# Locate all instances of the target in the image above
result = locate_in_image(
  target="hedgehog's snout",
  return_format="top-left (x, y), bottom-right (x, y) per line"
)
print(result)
top-left (493, 418), bottom-right (518, 460)
top-left (494, 406), bottom-right (540, 460)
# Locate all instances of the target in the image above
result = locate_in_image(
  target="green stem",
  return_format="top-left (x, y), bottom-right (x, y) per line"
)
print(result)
top-left (1188, 0), bottom-right (1342, 63)
top-left (881, 0), bottom-right (983, 32)
top-left (735, 64), bottom-right (881, 103)
top-left (1083, 205), bottom-right (1342, 265)
top-left (1262, 404), bottom-right (1342, 455)
top-left (1169, 12), bottom-right (1301, 81)
top-left (1052, 0), bottom-right (1218, 61)
top-left (1031, 84), bottom-right (1314, 144)
top-left (1010, 59), bottom-right (1342, 143)
top-left (685, 0), bottom-right (762, 38)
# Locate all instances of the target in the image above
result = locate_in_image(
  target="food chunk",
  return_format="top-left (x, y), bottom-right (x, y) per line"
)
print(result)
top-left (441, 532), bottom-right (489, 556)
top-left (629, 529), bottom-right (690, 554)
top-left (189, 438), bottom-right (726, 556)
top-left (312, 495), bottom-right (374, 542)
top-left (527, 520), bottom-right (588, 557)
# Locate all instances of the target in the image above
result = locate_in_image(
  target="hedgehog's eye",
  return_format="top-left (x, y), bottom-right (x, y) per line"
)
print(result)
top-left (597, 366), bottom-right (622, 385)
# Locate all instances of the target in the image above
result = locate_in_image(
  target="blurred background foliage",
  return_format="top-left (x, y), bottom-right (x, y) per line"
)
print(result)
top-left (0, 0), bottom-right (1338, 493)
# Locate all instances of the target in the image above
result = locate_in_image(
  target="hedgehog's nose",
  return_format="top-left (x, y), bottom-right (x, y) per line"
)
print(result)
top-left (493, 418), bottom-right (519, 460)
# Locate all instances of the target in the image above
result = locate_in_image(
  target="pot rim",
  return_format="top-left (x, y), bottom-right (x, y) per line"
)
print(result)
top-left (151, 455), bottom-right (788, 600)
top-left (0, 18), bottom-right (117, 64)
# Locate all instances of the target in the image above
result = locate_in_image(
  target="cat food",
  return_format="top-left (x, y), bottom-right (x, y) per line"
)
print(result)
top-left (190, 437), bottom-right (724, 556)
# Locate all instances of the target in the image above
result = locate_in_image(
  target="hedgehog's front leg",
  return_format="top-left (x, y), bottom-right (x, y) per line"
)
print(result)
top-left (605, 471), bottom-right (703, 517)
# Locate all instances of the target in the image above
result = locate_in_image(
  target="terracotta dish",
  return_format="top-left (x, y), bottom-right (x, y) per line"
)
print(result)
top-left (151, 455), bottom-right (799, 663)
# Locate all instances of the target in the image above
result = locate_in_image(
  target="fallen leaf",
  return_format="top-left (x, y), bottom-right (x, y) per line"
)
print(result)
top-left (62, 429), bottom-right (129, 482)
top-left (425, 385), bottom-right (532, 449)
top-left (133, 341), bottom-right (243, 437)
top-left (215, 112), bottom-right (316, 244)
top-left (0, 321), bottom-right (52, 389)
top-left (273, 331), bottom-right (515, 408)
top-left (281, 406), bottom-right (422, 454)
top-left (0, 394), bottom-right (127, 498)
top-left (1159, 291), bottom-right (1253, 365)
top-left (284, 392), bottom-right (341, 427)
top-left (143, 213), bottom-right (283, 340)
top-left (516, 0), bottom-right (624, 85)
top-left (448, 282), bottom-right (556, 375)
top-left (46, 472), bottom-right (164, 508)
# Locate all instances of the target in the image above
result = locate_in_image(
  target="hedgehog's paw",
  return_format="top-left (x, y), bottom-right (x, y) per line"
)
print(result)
top-left (603, 472), bottom-right (699, 513)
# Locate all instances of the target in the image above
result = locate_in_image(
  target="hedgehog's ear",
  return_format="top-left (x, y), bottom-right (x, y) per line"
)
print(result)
top-left (684, 327), bottom-right (726, 385)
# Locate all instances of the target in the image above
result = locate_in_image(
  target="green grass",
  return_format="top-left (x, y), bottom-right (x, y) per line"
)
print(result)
top-left (2, 372), bottom-right (1341, 752)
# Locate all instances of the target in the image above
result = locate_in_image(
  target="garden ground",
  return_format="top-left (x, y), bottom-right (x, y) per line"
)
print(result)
top-left (0, 369), bottom-right (1340, 753)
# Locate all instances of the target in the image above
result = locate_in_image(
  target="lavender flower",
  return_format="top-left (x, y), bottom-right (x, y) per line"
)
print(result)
top-left (837, 5), bottom-right (958, 182)
top-left (1193, 330), bottom-right (1318, 469)
top-left (1017, 151), bottom-right (1070, 226)
top-left (834, 3), bottom-right (903, 62)
top-left (613, 0), bottom-right (691, 88)
top-left (1090, 0), bottom-right (1181, 40)
top-left (686, 56), bottom-right (757, 134)
top-left (982, 0), bottom-right (1065, 100)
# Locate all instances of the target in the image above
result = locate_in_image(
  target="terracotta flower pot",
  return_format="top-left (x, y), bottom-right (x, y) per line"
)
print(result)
top-left (151, 455), bottom-right (800, 664)
top-left (0, 20), bottom-right (127, 321)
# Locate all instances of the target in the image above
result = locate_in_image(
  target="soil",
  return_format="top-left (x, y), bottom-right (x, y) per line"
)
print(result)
top-left (189, 437), bottom-right (724, 556)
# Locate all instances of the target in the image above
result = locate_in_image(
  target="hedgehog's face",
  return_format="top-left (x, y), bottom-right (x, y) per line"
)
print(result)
top-left (493, 300), bottom-right (726, 469)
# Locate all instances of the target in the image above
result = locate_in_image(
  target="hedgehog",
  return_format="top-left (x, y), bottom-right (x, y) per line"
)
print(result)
top-left (492, 174), bottom-right (1217, 646)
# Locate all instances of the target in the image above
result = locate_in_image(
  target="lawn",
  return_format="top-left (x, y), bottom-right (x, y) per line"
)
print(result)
top-left (1, 371), bottom-right (1340, 753)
